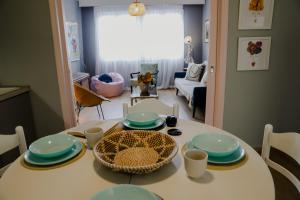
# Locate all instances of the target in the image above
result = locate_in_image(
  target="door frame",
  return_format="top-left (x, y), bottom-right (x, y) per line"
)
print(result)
top-left (205, 0), bottom-right (229, 129)
top-left (49, 0), bottom-right (229, 129)
top-left (49, 0), bottom-right (77, 128)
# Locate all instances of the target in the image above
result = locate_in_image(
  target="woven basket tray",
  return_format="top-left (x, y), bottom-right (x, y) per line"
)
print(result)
top-left (93, 130), bottom-right (178, 174)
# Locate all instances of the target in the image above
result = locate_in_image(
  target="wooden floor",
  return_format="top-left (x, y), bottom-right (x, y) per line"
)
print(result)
top-left (79, 89), bottom-right (204, 124)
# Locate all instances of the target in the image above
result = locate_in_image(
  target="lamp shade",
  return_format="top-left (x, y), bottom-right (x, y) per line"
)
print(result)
top-left (128, 1), bottom-right (146, 16)
top-left (184, 36), bottom-right (192, 44)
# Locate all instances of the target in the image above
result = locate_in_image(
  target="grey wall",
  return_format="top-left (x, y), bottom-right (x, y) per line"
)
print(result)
top-left (202, 0), bottom-right (210, 62)
top-left (0, 0), bottom-right (65, 139)
top-left (62, 0), bottom-right (85, 73)
top-left (82, 7), bottom-right (96, 76)
top-left (223, 0), bottom-right (300, 147)
top-left (183, 5), bottom-right (203, 64)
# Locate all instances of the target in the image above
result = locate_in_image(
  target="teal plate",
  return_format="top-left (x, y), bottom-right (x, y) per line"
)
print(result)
top-left (191, 133), bottom-right (240, 157)
top-left (123, 118), bottom-right (165, 130)
top-left (126, 112), bottom-right (160, 126)
top-left (91, 184), bottom-right (160, 200)
top-left (187, 141), bottom-right (245, 165)
top-left (29, 134), bottom-right (75, 158)
top-left (24, 140), bottom-right (82, 166)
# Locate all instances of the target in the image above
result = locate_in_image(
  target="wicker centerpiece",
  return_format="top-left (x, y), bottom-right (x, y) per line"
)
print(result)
top-left (93, 130), bottom-right (178, 174)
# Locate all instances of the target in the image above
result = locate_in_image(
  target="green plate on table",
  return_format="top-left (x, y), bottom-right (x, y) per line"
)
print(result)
top-left (123, 117), bottom-right (165, 130)
top-left (191, 133), bottom-right (240, 157)
top-left (91, 184), bottom-right (160, 200)
top-left (29, 134), bottom-right (75, 158)
top-left (126, 112), bottom-right (160, 126)
top-left (186, 141), bottom-right (245, 164)
top-left (24, 140), bottom-right (82, 166)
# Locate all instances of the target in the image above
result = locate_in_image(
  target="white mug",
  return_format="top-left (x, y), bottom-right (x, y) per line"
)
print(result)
top-left (84, 127), bottom-right (104, 149)
top-left (184, 149), bottom-right (208, 178)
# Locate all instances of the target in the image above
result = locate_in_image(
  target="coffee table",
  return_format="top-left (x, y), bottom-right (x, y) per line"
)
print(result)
top-left (130, 86), bottom-right (159, 106)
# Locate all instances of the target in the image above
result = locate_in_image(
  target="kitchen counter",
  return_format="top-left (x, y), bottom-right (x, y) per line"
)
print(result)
top-left (0, 86), bottom-right (30, 102)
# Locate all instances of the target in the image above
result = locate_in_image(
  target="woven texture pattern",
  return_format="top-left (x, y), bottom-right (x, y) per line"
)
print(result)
top-left (94, 130), bottom-right (178, 174)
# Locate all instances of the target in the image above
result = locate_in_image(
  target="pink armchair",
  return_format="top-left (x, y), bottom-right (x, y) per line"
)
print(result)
top-left (91, 72), bottom-right (124, 98)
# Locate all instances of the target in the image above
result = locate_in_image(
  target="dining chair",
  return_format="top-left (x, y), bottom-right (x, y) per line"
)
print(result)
top-left (74, 83), bottom-right (110, 121)
top-left (261, 124), bottom-right (300, 193)
top-left (123, 99), bottom-right (179, 118)
top-left (0, 126), bottom-right (27, 177)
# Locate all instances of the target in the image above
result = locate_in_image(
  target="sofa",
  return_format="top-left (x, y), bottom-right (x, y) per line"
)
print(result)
top-left (174, 64), bottom-right (207, 118)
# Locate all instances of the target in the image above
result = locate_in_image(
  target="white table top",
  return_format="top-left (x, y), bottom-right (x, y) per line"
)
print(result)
top-left (0, 120), bottom-right (275, 200)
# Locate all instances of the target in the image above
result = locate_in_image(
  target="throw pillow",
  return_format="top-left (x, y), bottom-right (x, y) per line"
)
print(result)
top-left (200, 71), bottom-right (208, 86)
top-left (185, 63), bottom-right (203, 82)
top-left (99, 74), bottom-right (113, 83)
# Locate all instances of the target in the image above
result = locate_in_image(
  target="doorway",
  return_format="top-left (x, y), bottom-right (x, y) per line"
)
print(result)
top-left (48, 0), bottom-right (228, 128)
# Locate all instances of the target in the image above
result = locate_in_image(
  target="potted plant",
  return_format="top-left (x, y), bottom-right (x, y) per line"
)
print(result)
top-left (137, 72), bottom-right (153, 96)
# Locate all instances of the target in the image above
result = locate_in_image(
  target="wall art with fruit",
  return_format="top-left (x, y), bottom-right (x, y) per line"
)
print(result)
top-left (238, 0), bottom-right (274, 29)
top-left (237, 37), bottom-right (271, 71)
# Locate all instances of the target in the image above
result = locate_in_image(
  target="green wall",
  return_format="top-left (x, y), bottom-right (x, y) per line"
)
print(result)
top-left (223, 0), bottom-right (300, 147)
top-left (0, 0), bottom-right (65, 138)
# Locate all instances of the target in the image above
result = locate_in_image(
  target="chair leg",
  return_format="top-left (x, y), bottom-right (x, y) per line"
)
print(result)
top-left (130, 86), bottom-right (133, 93)
top-left (99, 104), bottom-right (105, 120)
top-left (96, 106), bottom-right (101, 119)
top-left (193, 106), bottom-right (196, 118)
top-left (77, 105), bottom-right (82, 123)
top-left (176, 88), bottom-right (179, 95)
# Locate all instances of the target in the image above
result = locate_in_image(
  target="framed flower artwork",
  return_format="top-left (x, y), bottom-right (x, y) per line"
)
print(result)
top-left (238, 0), bottom-right (274, 29)
top-left (66, 22), bottom-right (80, 62)
top-left (237, 37), bottom-right (271, 71)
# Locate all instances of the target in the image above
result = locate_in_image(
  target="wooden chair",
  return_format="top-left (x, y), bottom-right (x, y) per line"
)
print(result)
top-left (261, 124), bottom-right (300, 193)
top-left (0, 126), bottom-right (27, 176)
top-left (74, 83), bottom-right (110, 121)
top-left (123, 99), bottom-right (179, 118)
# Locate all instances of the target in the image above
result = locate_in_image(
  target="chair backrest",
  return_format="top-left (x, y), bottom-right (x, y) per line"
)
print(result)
top-left (261, 124), bottom-right (300, 192)
top-left (140, 64), bottom-right (158, 75)
top-left (74, 83), bottom-right (107, 107)
top-left (0, 126), bottom-right (27, 176)
top-left (123, 99), bottom-right (179, 118)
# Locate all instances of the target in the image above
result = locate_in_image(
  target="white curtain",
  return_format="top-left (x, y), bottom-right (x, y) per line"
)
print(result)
top-left (95, 5), bottom-right (184, 88)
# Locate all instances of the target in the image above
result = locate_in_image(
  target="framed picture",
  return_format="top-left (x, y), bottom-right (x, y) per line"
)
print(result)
top-left (66, 22), bottom-right (80, 62)
top-left (203, 20), bottom-right (210, 43)
top-left (238, 0), bottom-right (274, 29)
top-left (237, 37), bottom-right (271, 71)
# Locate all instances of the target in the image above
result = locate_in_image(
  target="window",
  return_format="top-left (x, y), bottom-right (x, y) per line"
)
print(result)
top-left (95, 6), bottom-right (184, 61)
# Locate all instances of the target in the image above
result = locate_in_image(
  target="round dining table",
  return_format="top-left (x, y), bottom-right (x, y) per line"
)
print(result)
top-left (0, 119), bottom-right (275, 200)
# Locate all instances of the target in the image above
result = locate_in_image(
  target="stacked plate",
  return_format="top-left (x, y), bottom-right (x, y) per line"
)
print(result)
top-left (91, 185), bottom-right (161, 200)
top-left (123, 112), bottom-right (165, 130)
top-left (186, 133), bottom-right (245, 164)
top-left (24, 134), bottom-right (82, 166)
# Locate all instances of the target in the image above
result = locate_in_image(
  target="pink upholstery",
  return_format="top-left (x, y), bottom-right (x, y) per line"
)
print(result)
top-left (91, 72), bottom-right (124, 98)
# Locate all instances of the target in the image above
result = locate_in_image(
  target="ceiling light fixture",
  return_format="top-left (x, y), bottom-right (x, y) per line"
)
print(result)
top-left (128, 0), bottom-right (146, 16)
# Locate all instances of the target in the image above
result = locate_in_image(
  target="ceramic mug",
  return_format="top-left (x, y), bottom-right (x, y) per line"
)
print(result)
top-left (84, 127), bottom-right (104, 149)
top-left (184, 149), bottom-right (208, 178)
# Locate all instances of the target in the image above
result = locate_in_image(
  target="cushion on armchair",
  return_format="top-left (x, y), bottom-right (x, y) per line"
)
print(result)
top-left (98, 74), bottom-right (113, 83)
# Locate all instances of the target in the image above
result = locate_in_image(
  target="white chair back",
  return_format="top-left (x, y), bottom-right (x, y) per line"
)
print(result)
top-left (261, 124), bottom-right (300, 192)
top-left (0, 126), bottom-right (27, 176)
top-left (123, 99), bottom-right (179, 118)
